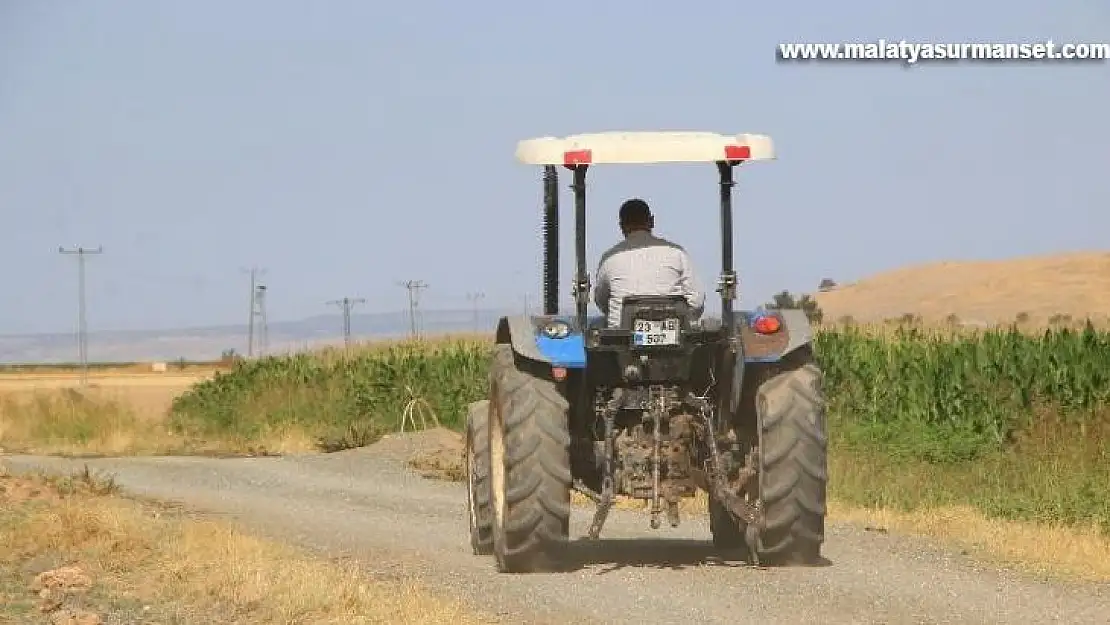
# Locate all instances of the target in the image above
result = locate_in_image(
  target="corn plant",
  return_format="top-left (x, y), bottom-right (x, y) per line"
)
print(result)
top-left (815, 323), bottom-right (1110, 462)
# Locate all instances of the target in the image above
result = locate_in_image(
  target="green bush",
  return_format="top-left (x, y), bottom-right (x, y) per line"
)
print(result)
top-left (169, 340), bottom-right (489, 449)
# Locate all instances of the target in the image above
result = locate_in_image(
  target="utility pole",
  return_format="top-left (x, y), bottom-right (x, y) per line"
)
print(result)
top-left (58, 245), bottom-right (103, 386)
top-left (327, 296), bottom-right (366, 349)
top-left (397, 280), bottom-right (428, 338)
top-left (255, 284), bottom-right (269, 356)
top-left (242, 267), bottom-right (266, 357)
top-left (466, 292), bottom-right (485, 331)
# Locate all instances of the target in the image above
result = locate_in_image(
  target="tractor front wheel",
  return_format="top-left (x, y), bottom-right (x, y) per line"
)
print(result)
top-left (465, 400), bottom-right (493, 555)
top-left (487, 345), bottom-right (571, 573)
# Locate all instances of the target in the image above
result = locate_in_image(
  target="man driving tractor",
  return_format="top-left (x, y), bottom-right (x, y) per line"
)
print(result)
top-left (469, 131), bottom-right (827, 573)
top-left (593, 198), bottom-right (706, 327)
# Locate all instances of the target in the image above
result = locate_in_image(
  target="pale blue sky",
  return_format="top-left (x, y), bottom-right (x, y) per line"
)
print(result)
top-left (1, 1), bottom-right (1107, 334)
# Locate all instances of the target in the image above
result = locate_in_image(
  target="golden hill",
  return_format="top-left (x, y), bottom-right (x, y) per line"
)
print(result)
top-left (813, 251), bottom-right (1110, 326)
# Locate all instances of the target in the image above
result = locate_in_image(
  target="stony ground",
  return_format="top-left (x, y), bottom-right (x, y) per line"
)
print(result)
top-left (4, 430), bottom-right (1109, 625)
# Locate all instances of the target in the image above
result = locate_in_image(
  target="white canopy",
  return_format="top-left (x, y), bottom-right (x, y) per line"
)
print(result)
top-left (515, 131), bottom-right (775, 166)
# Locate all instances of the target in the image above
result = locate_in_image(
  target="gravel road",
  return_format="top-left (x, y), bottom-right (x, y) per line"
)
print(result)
top-left (4, 446), bottom-right (1107, 625)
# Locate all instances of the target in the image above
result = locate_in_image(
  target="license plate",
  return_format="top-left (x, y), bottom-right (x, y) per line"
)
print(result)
top-left (632, 318), bottom-right (680, 346)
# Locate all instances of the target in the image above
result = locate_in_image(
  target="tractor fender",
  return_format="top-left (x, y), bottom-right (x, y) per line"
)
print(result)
top-left (495, 315), bottom-right (587, 368)
top-left (742, 308), bottom-right (814, 364)
top-left (730, 308), bottom-right (815, 412)
top-left (778, 308), bottom-right (815, 356)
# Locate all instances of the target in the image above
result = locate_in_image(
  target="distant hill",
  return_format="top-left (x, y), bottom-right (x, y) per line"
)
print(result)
top-left (0, 308), bottom-right (510, 364)
top-left (814, 251), bottom-right (1110, 325)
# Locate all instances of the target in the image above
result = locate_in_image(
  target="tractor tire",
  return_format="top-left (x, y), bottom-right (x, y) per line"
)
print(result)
top-left (754, 358), bottom-right (828, 565)
top-left (465, 400), bottom-right (493, 556)
top-left (487, 344), bottom-right (571, 573)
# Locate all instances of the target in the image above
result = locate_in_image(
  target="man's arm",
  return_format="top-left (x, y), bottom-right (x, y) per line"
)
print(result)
top-left (677, 248), bottom-right (705, 318)
top-left (593, 258), bottom-right (610, 315)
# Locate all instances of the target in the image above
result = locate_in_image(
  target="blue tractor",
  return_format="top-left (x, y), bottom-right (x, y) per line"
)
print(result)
top-left (465, 131), bottom-right (828, 573)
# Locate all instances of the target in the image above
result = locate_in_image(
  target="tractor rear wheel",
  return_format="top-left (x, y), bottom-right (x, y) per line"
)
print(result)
top-left (754, 355), bottom-right (828, 565)
top-left (487, 344), bottom-right (571, 573)
top-left (465, 400), bottom-right (493, 555)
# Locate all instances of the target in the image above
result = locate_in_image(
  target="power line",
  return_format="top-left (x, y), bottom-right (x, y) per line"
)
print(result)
top-left (397, 280), bottom-right (429, 338)
top-left (58, 245), bottom-right (103, 386)
top-left (327, 296), bottom-right (366, 349)
top-left (466, 292), bottom-right (485, 331)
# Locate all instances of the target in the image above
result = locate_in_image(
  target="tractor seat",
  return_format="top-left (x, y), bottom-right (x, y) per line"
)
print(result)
top-left (617, 295), bottom-right (691, 330)
top-left (586, 316), bottom-right (608, 330)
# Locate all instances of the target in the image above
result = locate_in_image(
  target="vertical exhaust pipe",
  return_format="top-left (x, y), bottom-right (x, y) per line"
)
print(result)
top-left (542, 165), bottom-right (559, 316)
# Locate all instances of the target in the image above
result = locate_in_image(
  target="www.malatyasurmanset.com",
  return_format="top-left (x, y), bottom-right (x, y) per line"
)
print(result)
top-left (777, 39), bottom-right (1110, 64)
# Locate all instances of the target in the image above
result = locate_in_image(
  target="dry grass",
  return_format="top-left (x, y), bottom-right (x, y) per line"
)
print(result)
top-left (0, 386), bottom-right (319, 457)
top-left (814, 250), bottom-right (1110, 325)
top-left (0, 371), bottom-right (211, 425)
top-left (827, 502), bottom-right (1110, 582)
top-left (0, 388), bottom-right (178, 456)
top-left (0, 464), bottom-right (483, 624)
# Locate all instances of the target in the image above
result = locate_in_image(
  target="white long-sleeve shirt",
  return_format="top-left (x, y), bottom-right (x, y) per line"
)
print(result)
top-left (593, 230), bottom-right (706, 327)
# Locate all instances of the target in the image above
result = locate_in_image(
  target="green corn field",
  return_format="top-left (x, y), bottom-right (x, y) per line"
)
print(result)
top-left (817, 324), bottom-right (1110, 463)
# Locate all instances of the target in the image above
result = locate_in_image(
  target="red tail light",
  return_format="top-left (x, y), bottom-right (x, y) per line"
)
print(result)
top-left (753, 315), bottom-right (782, 335)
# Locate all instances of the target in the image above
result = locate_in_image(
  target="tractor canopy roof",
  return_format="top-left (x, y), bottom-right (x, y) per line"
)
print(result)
top-left (515, 131), bottom-right (775, 167)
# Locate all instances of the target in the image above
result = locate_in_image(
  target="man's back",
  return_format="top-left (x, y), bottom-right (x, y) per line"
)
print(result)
top-left (593, 230), bottom-right (705, 327)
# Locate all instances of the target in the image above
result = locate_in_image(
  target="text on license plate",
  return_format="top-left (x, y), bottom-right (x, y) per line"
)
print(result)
top-left (632, 318), bottom-right (680, 346)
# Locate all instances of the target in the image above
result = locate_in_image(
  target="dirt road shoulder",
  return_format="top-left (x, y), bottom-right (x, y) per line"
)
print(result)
top-left (0, 463), bottom-right (488, 625)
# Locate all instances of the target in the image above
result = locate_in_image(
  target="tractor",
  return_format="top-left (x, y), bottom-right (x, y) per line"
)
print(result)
top-left (465, 131), bottom-right (828, 574)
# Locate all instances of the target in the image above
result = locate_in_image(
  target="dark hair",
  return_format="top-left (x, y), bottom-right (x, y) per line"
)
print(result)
top-left (619, 198), bottom-right (652, 227)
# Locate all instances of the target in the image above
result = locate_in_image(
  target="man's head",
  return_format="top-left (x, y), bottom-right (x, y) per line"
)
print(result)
top-left (618, 198), bottom-right (654, 236)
